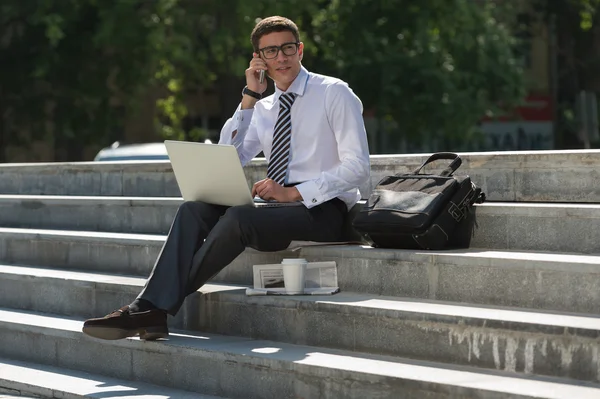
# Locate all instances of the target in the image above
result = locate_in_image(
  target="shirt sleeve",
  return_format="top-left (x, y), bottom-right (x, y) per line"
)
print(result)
top-left (295, 82), bottom-right (371, 208)
top-left (218, 104), bottom-right (263, 166)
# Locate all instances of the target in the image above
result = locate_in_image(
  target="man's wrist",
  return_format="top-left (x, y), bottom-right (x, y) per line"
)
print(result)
top-left (242, 86), bottom-right (262, 100)
top-left (241, 86), bottom-right (261, 109)
top-left (287, 187), bottom-right (303, 202)
top-left (241, 95), bottom-right (258, 109)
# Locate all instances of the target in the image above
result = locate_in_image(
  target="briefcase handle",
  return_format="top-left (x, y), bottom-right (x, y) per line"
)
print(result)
top-left (410, 152), bottom-right (462, 176)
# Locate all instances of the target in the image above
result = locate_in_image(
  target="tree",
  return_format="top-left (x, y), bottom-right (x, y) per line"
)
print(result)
top-left (0, 0), bottom-right (323, 160)
top-left (308, 0), bottom-right (526, 152)
top-left (151, 0), bottom-right (325, 142)
top-left (0, 0), bottom-right (183, 160)
top-left (533, 0), bottom-right (600, 148)
top-left (1, 0), bottom-right (527, 160)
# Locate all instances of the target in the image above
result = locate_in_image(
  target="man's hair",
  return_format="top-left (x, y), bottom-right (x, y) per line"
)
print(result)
top-left (251, 16), bottom-right (300, 52)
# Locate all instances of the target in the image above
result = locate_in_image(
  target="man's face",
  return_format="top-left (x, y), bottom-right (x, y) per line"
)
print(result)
top-left (257, 31), bottom-right (303, 90)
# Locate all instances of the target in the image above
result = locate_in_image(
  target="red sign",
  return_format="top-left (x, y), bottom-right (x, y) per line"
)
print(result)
top-left (516, 95), bottom-right (553, 121)
top-left (482, 95), bottom-right (553, 122)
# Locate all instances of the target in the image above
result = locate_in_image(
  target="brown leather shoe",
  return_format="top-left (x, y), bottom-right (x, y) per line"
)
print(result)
top-left (82, 305), bottom-right (168, 341)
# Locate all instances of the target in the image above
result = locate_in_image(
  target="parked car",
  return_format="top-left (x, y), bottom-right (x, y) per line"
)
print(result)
top-left (93, 139), bottom-right (214, 161)
top-left (94, 142), bottom-right (169, 161)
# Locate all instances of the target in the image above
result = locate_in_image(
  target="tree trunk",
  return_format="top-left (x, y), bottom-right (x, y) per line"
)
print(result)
top-left (0, 89), bottom-right (6, 163)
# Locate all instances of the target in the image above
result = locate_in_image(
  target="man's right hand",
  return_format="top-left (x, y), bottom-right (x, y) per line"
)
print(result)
top-left (252, 178), bottom-right (302, 203)
top-left (245, 53), bottom-right (268, 94)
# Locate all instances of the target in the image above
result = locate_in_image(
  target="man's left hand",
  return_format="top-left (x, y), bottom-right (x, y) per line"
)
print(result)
top-left (251, 178), bottom-right (302, 202)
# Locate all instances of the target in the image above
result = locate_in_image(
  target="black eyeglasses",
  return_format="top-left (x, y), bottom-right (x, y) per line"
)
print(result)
top-left (258, 42), bottom-right (300, 59)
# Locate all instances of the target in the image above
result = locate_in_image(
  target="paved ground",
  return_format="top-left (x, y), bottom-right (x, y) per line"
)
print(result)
top-left (0, 391), bottom-right (44, 399)
top-left (0, 396), bottom-right (42, 398)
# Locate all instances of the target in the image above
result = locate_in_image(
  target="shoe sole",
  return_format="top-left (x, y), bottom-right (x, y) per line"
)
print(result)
top-left (82, 325), bottom-right (169, 341)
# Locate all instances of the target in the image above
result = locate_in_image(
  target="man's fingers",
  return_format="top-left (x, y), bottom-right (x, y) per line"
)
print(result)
top-left (253, 178), bottom-right (280, 200)
top-left (258, 186), bottom-right (270, 198)
top-left (254, 182), bottom-right (266, 197)
top-left (252, 179), bottom-right (267, 196)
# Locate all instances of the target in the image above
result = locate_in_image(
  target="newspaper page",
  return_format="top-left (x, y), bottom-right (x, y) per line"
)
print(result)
top-left (286, 240), bottom-right (364, 251)
top-left (246, 261), bottom-right (339, 296)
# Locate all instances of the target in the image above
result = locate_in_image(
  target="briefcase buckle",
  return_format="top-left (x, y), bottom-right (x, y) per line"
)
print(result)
top-left (448, 202), bottom-right (465, 222)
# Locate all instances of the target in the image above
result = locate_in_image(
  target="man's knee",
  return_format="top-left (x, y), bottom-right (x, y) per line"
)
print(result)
top-left (218, 206), bottom-right (254, 237)
top-left (178, 200), bottom-right (219, 217)
top-left (220, 205), bottom-right (250, 225)
top-left (218, 206), bottom-right (287, 251)
top-left (179, 201), bottom-right (202, 212)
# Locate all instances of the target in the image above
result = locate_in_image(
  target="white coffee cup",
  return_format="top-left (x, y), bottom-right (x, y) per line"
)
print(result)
top-left (281, 258), bottom-right (307, 294)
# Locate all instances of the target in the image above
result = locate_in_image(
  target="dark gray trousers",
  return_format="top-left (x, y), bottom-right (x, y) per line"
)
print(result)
top-left (138, 199), bottom-right (347, 315)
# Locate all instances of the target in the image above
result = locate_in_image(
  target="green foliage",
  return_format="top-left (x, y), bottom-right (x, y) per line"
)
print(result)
top-left (1, 0), bottom-right (528, 159)
top-left (310, 0), bottom-right (526, 144)
top-left (1, 0), bottom-right (174, 158)
top-left (576, 0), bottom-right (599, 30)
top-left (533, 0), bottom-right (600, 147)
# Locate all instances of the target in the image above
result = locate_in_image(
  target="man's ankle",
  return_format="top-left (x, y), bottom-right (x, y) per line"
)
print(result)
top-left (129, 298), bottom-right (158, 313)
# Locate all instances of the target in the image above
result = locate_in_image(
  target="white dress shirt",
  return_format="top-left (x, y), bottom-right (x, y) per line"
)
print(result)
top-left (219, 66), bottom-right (371, 210)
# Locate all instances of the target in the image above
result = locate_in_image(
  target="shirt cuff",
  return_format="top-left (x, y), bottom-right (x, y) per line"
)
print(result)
top-left (295, 181), bottom-right (324, 208)
top-left (225, 107), bottom-right (254, 144)
top-left (236, 108), bottom-right (253, 130)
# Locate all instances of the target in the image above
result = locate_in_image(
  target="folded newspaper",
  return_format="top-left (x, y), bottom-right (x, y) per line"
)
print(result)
top-left (246, 261), bottom-right (339, 296)
top-left (286, 240), bottom-right (364, 251)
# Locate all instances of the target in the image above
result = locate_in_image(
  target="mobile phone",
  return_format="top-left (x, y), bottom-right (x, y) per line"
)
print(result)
top-left (259, 69), bottom-right (265, 84)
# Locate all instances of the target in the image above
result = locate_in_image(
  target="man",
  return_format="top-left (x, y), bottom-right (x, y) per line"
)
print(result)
top-left (82, 16), bottom-right (370, 340)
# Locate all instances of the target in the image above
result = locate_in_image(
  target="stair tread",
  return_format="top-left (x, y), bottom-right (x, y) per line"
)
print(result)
top-left (0, 227), bottom-right (599, 264)
top-left (2, 194), bottom-right (600, 210)
top-left (1, 263), bottom-right (599, 332)
top-left (0, 194), bottom-right (182, 202)
top-left (0, 357), bottom-right (223, 398)
top-left (0, 227), bottom-right (165, 241)
top-left (0, 308), bottom-right (599, 399)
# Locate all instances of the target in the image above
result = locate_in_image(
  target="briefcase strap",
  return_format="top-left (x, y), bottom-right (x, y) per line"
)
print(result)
top-left (408, 152), bottom-right (462, 177)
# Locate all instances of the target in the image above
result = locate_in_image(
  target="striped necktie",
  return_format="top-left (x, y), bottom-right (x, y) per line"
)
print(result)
top-left (267, 92), bottom-right (297, 185)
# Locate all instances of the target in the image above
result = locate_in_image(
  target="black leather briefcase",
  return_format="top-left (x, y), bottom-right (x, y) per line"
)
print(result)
top-left (352, 152), bottom-right (485, 250)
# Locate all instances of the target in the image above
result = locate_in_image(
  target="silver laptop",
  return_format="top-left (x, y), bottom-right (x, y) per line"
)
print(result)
top-left (164, 140), bottom-right (303, 208)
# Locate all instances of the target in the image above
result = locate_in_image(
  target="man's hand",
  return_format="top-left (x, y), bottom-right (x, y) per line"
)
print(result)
top-left (245, 53), bottom-right (268, 94)
top-left (251, 178), bottom-right (303, 202)
top-left (241, 54), bottom-right (268, 110)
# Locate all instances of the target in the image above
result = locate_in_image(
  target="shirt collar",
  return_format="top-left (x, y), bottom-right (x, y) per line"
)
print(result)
top-left (273, 65), bottom-right (309, 103)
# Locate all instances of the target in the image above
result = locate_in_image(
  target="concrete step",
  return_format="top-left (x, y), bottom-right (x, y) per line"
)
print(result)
top-left (1, 309), bottom-right (600, 399)
top-left (0, 394), bottom-right (39, 399)
top-left (1, 150), bottom-right (599, 202)
top-left (0, 358), bottom-right (222, 399)
top-left (2, 264), bottom-right (600, 382)
top-left (0, 227), bottom-right (285, 278)
top-left (472, 202), bottom-right (600, 253)
top-left (0, 227), bottom-right (599, 313)
top-left (370, 149), bottom-right (600, 203)
top-left (0, 196), bottom-right (599, 254)
top-left (0, 195), bottom-right (180, 235)
top-left (0, 394), bottom-right (38, 399)
top-left (0, 160), bottom-right (180, 198)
